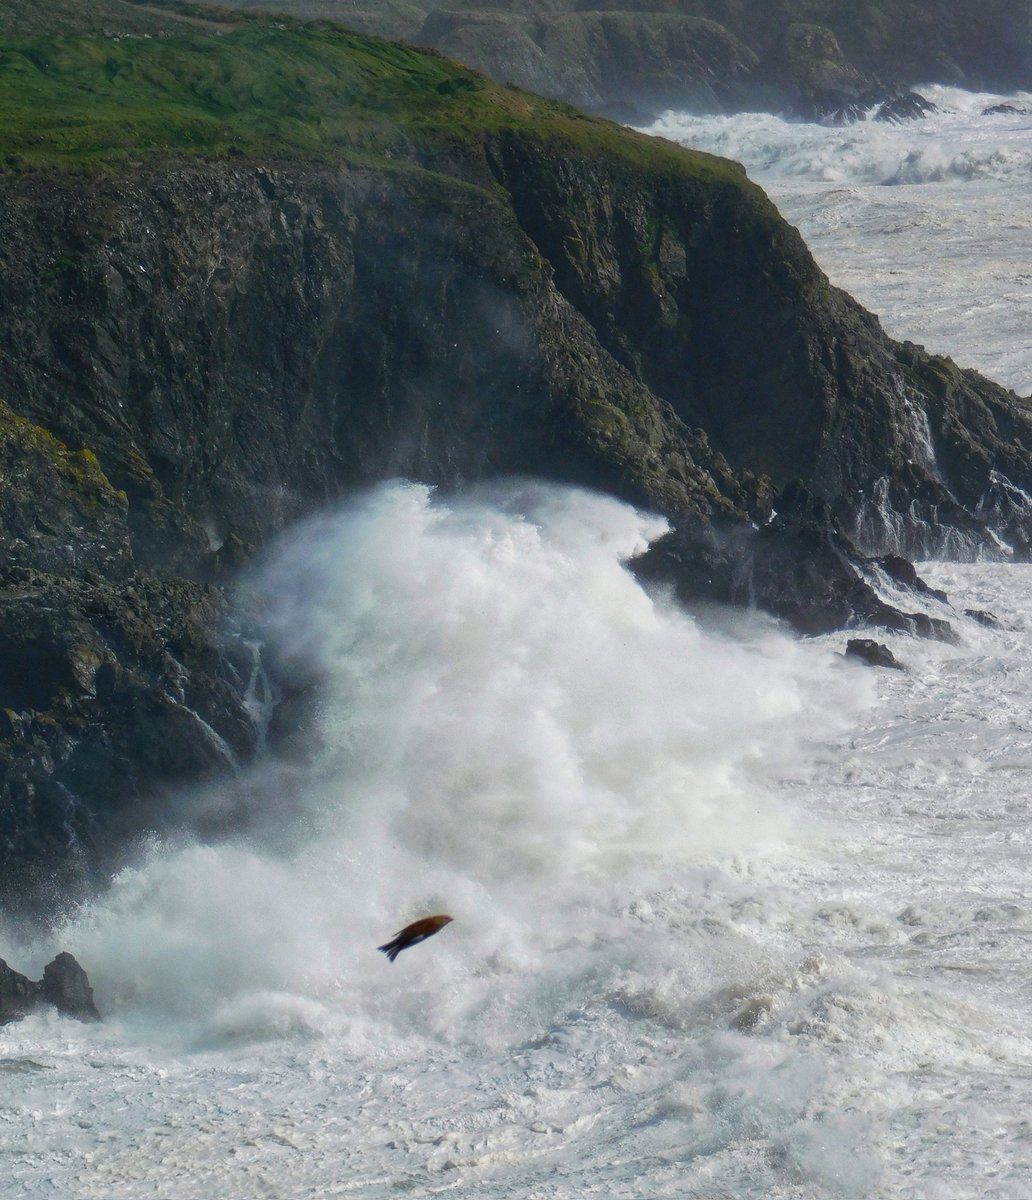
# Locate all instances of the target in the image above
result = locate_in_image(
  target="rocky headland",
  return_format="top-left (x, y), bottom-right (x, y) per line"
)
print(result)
top-left (2, 3), bottom-right (1032, 911)
top-left (172, 0), bottom-right (1032, 122)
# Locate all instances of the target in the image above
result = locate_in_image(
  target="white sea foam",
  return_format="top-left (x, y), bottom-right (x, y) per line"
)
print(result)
top-left (17, 484), bottom-right (861, 1038)
top-left (648, 87), bottom-right (1032, 188)
top-left (5, 485), bottom-right (1032, 1197)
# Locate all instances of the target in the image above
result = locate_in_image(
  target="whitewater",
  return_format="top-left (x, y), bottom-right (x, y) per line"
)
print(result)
top-left (4, 89), bottom-right (1032, 1199)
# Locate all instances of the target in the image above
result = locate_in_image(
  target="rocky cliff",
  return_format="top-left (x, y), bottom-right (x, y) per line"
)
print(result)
top-left (418, 0), bottom-right (1032, 120)
top-left (180, 0), bottom-right (1032, 120)
top-left (2, 10), bottom-right (1032, 911)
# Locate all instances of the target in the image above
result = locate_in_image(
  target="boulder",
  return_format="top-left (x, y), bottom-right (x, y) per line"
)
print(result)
top-left (845, 639), bottom-right (904, 670)
top-left (871, 555), bottom-right (949, 604)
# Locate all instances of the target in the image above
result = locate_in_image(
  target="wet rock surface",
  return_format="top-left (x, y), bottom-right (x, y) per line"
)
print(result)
top-left (633, 488), bottom-right (958, 641)
top-left (0, 952), bottom-right (99, 1024)
top-left (871, 555), bottom-right (949, 604)
top-left (845, 639), bottom-right (905, 670)
top-left (789, 88), bottom-right (937, 125)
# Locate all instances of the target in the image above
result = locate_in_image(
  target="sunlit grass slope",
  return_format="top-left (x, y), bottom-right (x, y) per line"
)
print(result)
top-left (0, 6), bottom-right (746, 187)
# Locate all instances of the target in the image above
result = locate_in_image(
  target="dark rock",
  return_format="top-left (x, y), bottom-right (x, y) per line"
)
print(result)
top-left (788, 88), bottom-right (936, 125)
top-left (983, 104), bottom-right (1028, 116)
top-left (0, 707), bottom-right (25, 739)
top-left (0, 567), bottom-right (260, 910)
top-left (965, 608), bottom-right (1001, 628)
top-left (747, 486), bottom-right (955, 640)
top-left (633, 487), bottom-right (957, 642)
top-left (873, 91), bottom-right (938, 123)
top-left (846, 639), bottom-right (904, 670)
top-left (42, 952), bottom-right (100, 1022)
top-left (871, 555), bottom-right (949, 603)
top-left (0, 952), bottom-right (98, 1023)
top-left (0, 959), bottom-right (42, 1024)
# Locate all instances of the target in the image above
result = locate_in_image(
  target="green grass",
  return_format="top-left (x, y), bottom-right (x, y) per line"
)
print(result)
top-left (0, 0), bottom-right (239, 40)
top-left (0, 24), bottom-right (492, 163)
top-left (0, 10), bottom-right (755, 183)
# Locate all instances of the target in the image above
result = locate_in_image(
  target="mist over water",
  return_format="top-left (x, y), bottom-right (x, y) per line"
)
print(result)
top-left (8, 481), bottom-right (1032, 1198)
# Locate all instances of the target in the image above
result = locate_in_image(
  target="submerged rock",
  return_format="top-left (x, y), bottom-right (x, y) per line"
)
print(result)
top-left (965, 608), bottom-right (1001, 628)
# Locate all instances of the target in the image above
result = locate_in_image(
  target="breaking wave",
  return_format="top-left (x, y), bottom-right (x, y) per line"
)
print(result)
top-left (646, 86), bottom-right (1032, 187)
top-left (31, 482), bottom-right (865, 1038)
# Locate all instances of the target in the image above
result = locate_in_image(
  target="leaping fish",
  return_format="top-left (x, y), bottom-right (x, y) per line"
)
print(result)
top-left (378, 914), bottom-right (453, 962)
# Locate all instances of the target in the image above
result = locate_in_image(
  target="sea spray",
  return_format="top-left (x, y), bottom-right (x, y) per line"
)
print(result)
top-left (35, 481), bottom-right (868, 1045)
top-left (6, 501), bottom-right (1032, 1194)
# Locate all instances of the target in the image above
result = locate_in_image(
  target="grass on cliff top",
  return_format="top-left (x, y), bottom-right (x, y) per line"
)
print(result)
top-left (0, 11), bottom-right (746, 187)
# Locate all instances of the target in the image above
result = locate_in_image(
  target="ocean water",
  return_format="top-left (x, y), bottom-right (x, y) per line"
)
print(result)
top-left (4, 94), bottom-right (1032, 1199)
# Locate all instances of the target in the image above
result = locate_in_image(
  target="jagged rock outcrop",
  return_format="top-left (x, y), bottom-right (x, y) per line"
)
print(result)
top-left (632, 487), bottom-right (956, 640)
top-left (0, 952), bottom-right (99, 1023)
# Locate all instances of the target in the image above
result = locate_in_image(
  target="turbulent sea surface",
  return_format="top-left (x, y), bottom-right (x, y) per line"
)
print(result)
top-left (5, 92), bottom-right (1032, 1199)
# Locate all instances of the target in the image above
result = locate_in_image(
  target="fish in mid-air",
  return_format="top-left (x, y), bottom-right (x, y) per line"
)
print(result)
top-left (378, 914), bottom-right (454, 962)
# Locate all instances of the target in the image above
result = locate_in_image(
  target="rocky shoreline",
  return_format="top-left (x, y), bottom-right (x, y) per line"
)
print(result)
top-left (2, 8), bottom-right (1032, 913)
top-left (187, 0), bottom-right (1031, 124)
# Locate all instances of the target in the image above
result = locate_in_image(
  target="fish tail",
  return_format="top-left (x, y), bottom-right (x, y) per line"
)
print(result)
top-left (378, 940), bottom-right (401, 962)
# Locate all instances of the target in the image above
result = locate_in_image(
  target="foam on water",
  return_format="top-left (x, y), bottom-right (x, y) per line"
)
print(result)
top-left (645, 86), bottom-right (1032, 394)
top-left (11, 483), bottom-right (861, 1039)
top-left (5, 484), bottom-right (1032, 1197)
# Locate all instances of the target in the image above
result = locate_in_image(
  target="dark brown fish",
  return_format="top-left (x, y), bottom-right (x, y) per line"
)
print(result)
top-left (378, 914), bottom-right (454, 963)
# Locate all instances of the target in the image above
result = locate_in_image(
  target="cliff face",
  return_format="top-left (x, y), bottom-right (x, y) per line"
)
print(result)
top-left (416, 0), bottom-right (1032, 118)
top-left (3, 13), bottom-right (1032, 909)
top-left (191, 0), bottom-right (1032, 120)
